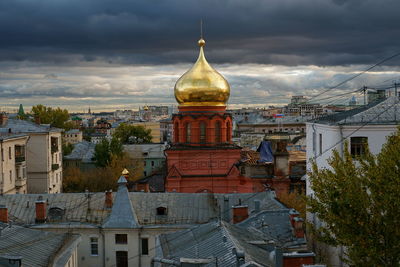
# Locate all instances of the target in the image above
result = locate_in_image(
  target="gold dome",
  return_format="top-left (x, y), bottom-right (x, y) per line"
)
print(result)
top-left (174, 38), bottom-right (230, 106)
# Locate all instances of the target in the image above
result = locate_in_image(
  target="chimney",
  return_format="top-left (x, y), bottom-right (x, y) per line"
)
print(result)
top-left (0, 113), bottom-right (8, 127)
top-left (232, 205), bottom-right (248, 224)
top-left (0, 205), bottom-right (8, 223)
top-left (34, 115), bottom-right (41, 125)
top-left (293, 217), bottom-right (304, 238)
top-left (289, 209), bottom-right (300, 227)
top-left (105, 190), bottom-right (113, 209)
top-left (35, 196), bottom-right (47, 223)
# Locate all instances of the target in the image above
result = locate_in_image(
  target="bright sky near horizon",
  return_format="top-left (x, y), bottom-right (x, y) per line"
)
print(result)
top-left (1, 0), bottom-right (400, 112)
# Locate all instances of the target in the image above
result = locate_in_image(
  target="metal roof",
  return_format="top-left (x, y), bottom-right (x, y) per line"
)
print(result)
top-left (158, 220), bottom-right (274, 267)
top-left (0, 119), bottom-right (62, 134)
top-left (238, 210), bottom-right (306, 248)
top-left (0, 223), bottom-right (77, 267)
top-left (103, 178), bottom-right (138, 228)
top-left (0, 191), bottom-right (283, 227)
top-left (64, 141), bottom-right (95, 162)
top-left (313, 97), bottom-right (399, 125)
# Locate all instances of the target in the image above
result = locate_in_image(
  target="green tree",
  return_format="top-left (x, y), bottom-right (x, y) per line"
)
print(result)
top-left (31, 104), bottom-right (71, 129)
top-left (93, 137), bottom-right (124, 167)
top-left (62, 143), bottom-right (74, 156)
top-left (113, 123), bottom-right (152, 144)
top-left (307, 128), bottom-right (400, 266)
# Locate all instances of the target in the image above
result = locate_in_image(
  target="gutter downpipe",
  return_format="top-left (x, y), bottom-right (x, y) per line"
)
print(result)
top-left (138, 227), bottom-right (143, 267)
top-left (101, 227), bottom-right (106, 267)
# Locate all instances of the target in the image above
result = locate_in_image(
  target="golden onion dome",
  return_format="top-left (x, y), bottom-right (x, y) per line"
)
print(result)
top-left (174, 38), bottom-right (230, 106)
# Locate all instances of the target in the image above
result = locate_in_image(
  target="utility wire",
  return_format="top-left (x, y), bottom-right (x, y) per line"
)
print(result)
top-left (306, 52), bottom-right (400, 103)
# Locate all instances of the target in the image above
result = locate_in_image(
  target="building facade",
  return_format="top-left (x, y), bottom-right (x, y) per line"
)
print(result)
top-left (0, 117), bottom-right (63, 194)
top-left (0, 134), bottom-right (29, 194)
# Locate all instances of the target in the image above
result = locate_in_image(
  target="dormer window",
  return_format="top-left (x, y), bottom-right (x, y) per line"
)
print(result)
top-left (156, 206), bottom-right (167, 216)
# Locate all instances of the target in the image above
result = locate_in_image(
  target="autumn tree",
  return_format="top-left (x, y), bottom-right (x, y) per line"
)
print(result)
top-left (113, 123), bottom-right (152, 144)
top-left (307, 128), bottom-right (400, 266)
top-left (31, 104), bottom-right (73, 129)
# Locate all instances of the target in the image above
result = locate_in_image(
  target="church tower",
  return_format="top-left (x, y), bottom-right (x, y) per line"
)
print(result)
top-left (165, 38), bottom-right (253, 193)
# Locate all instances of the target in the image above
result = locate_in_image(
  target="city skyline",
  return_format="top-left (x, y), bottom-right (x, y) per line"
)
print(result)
top-left (1, 0), bottom-right (400, 112)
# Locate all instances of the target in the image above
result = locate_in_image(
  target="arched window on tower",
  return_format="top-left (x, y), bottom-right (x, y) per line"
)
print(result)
top-left (185, 122), bottom-right (191, 143)
top-left (215, 121), bottom-right (221, 143)
top-left (199, 122), bottom-right (206, 144)
top-left (226, 121), bottom-right (231, 142)
top-left (174, 122), bottom-right (179, 143)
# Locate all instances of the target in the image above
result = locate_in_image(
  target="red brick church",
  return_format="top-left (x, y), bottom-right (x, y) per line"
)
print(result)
top-left (164, 38), bottom-right (255, 193)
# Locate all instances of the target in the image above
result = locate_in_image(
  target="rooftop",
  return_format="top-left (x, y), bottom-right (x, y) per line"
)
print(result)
top-left (64, 141), bottom-right (96, 162)
top-left (314, 97), bottom-right (399, 125)
top-left (0, 191), bottom-right (284, 227)
top-left (157, 220), bottom-right (274, 267)
top-left (0, 119), bottom-right (62, 134)
top-left (0, 223), bottom-right (79, 267)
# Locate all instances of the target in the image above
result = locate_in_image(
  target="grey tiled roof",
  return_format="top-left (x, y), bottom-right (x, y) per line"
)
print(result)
top-left (64, 141), bottom-right (95, 162)
top-left (0, 223), bottom-right (75, 267)
top-left (314, 97), bottom-right (399, 125)
top-left (0, 134), bottom-right (28, 141)
top-left (158, 220), bottom-right (274, 267)
top-left (0, 119), bottom-right (62, 134)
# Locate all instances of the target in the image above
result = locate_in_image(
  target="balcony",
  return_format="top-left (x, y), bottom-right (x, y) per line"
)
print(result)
top-left (15, 156), bottom-right (26, 164)
top-left (52, 164), bottom-right (59, 171)
top-left (15, 176), bottom-right (26, 188)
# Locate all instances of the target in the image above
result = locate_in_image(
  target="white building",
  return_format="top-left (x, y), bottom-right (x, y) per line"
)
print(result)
top-left (306, 96), bottom-right (399, 266)
top-left (0, 134), bottom-right (29, 194)
top-left (0, 117), bottom-right (63, 194)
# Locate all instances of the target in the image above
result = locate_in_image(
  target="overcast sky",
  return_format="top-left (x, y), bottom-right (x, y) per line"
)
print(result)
top-left (1, 0), bottom-right (400, 112)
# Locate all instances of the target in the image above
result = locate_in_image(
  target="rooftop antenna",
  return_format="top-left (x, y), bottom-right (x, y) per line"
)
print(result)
top-left (200, 19), bottom-right (203, 39)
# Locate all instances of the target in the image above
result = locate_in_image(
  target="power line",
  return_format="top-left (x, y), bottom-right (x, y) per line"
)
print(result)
top-left (307, 52), bottom-right (400, 103)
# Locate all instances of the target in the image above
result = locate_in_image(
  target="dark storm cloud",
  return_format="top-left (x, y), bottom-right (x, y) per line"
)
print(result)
top-left (0, 0), bottom-right (400, 66)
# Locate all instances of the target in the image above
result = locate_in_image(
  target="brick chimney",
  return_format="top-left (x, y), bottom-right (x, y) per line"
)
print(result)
top-left (232, 205), bottom-right (248, 224)
top-left (0, 205), bottom-right (8, 223)
top-left (105, 190), bottom-right (113, 209)
top-left (0, 113), bottom-right (8, 127)
top-left (289, 209), bottom-right (300, 227)
top-left (35, 196), bottom-right (47, 223)
top-left (293, 217), bottom-right (304, 238)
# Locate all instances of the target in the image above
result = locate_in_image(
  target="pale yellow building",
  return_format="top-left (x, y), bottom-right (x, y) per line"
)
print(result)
top-left (63, 129), bottom-right (83, 145)
top-left (1, 118), bottom-right (63, 194)
top-left (0, 134), bottom-right (29, 194)
top-left (129, 121), bottom-right (162, 143)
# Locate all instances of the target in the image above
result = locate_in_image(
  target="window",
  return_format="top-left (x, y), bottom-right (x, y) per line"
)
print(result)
top-left (215, 121), bottom-right (221, 143)
top-left (1, 148), bottom-right (3, 161)
top-left (319, 133), bottom-right (323, 155)
top-left (226, 121), bottom-right (231, 142)
top-left (351, 137), bottom-right (368, 157)
top-left (199, 122), bottom-right (206, 144)
top-left (116, 251), bottom-right (128, 267)
top-left (156, 206), bottom-right (167, 215)
top-left (151, 161), bottom-right (154, 167)
top-left (141, 238), bottom-right (149, 255)
top-left (9, 170), bottom-right (12, 183)
top-left (115, 234), bottom-right (128, 244)
top-left (185, 123), bottom-right (191, 143)
top-left (51, 137), bottom-right (59, 153)
top-left (174, 122), bottom-right (179, 142)
top-left (9, 147), bottom-right (11, 160)
top-left (90, 237), bottom-right (99, 256)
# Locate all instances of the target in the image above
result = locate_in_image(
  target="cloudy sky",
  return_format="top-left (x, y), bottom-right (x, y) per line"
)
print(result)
top-left (1, 0), bottom-right (400, 112)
